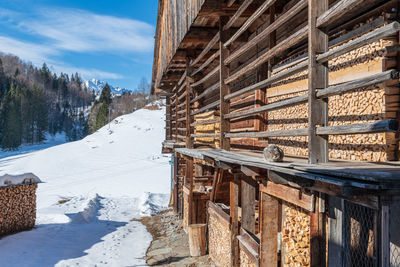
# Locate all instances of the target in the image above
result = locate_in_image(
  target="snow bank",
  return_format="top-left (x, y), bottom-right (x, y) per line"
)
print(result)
top-left (0, 103), bottom-right (171, 266)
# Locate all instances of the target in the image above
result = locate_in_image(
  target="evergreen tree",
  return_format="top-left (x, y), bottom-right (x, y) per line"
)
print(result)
top-left (95, 102), bottom-right (109, 131)
top-left (99, 84), bottom-right (112, 105)
top-left (0, 84), bottom-right (22, 150)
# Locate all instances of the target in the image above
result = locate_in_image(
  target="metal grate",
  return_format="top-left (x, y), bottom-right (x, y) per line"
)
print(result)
top-left (390, 202), bottom-right (400, 266)
top-left (343, 200), bottom-right (376, 267)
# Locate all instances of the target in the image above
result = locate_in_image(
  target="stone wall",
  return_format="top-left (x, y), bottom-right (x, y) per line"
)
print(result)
top-left (208, 208), bottom-right (231, 267)
top-left (0, 184), bottom-right (37, 236)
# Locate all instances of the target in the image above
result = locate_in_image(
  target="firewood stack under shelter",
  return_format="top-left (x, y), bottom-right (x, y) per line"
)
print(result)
top-left (152, 0), bottom-right (400, 266)
top-left (0, 173), bottom-right (41, 236)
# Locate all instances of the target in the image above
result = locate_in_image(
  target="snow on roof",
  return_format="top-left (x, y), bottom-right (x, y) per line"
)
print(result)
top-left (0, 173), bottom-right (42, 188)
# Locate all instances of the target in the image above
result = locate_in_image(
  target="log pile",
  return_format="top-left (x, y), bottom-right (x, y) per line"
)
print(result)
top-left (194, 111), bottom-right (220, 147)
top-left (183, 192), bottom-right (189, 233)
top-left (208, 210), bottom-right (231, 267)
top-left (282, 203), bottom-right (310, 267)
top-left (240, 249), bottom-right (257, 267)
top-left (0, 184), bottom-right (37, 236)
top-left (264, 37), bottom-right (397, 162)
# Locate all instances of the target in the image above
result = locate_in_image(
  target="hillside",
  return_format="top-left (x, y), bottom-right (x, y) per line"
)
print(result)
top-left (0, 103), bottom-right (170, 266)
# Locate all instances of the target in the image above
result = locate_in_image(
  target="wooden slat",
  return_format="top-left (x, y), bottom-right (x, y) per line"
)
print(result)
top-left (226, 0), bottom-right (307, 65)
top-left (191, 100), bottom-right (219, 116)
top-left (316, 120), bottom-right (399, 135)
top-left (191, 82), bottom-right (219, 104)
top-left (223, 0), bottom-right (254, 31)
top-left (241, 178), bottom-right (256, 234)
top-left (317, 0), bottom-right (365, 29)
top-left (192, 50), bottom-right (220, 76)
top-left (190, 33), bottom-right (219, 67)
top-left (317, 22), bottom-right (400, 64)
top-left (225, 26), bottom-right (307, 84)
top-left (230, 173), bottom-right (240, 267)
top-left (260, 182), bottom-right (314, 211)
top-left (177, 70), bottom-right (187, 86)
top-left (260, 191), bottom-right (278, 266)
top-left (191, 66), bottom-right (219, 88)
top-left (226, 0), bottom-right (236, 8)
top-left (191, 118), bottom-right (220, 127)
top-left (191, 133), bottom-right (220, 138)
top-left (178, 91), bottom-right (187, 101)
top-left (224, 0), bottom-right (276, 47)
top-left (226, 128), bottom-right (308, 138)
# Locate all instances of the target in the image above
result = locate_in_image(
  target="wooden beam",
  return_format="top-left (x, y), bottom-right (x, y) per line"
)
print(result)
top-left (230, 173), bottom-right (240, 267)
top-left (190, 33), bottom-right (219, 67)
top-left (316, 120), bottom-right (399, 135)
top-left (308, 0), bottom-right (328, 164)
top-left (191, 82), bottom-right (219, 104)
top-left (260, 182), bottom-right (314, 212)
top-left (310, 193), bottom-right (326, 267)
top-left (185, 57), bottom-right (193, 148)
top-left (259, 192), bottom-right (278, 266)
top-left (317, 0), bottom-right (366, 29)
top-left (187, 158), bottom-right (194, 224)
top-left (223, 0), bottom-right (255, 31)
top-left (241, 178), bottom-right (256, 234)
top-left (192, 50), bottom-right (220, 76)
top-left (219, 17), bottom-right (231, 151)
top-left (224, 0), bottom-right (277, 47)
top-left (226, 0), bottom-right (307, 65)
top-left (191, 66), bottom-right (219, 88)
top-left (210, 168), bottom-right (220, 202)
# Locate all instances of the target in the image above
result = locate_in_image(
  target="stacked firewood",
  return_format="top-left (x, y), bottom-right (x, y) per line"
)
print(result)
top-left (0, 184), bottom-right (37, 236)
top-left (282, 204), bottom-right (310, 267)
top-left (208, 211), bottom-right (231, 267)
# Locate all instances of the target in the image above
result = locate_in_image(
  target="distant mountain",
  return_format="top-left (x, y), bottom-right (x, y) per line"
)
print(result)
top-left (85, 79), bottom-right (131, 96)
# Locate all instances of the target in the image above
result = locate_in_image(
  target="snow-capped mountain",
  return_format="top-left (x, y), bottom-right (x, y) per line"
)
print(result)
top-left (85, 78), bottom-right (131, 96)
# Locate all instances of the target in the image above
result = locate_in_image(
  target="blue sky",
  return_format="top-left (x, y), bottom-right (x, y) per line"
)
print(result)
top-left (0, 0), bottom-right (157, 90)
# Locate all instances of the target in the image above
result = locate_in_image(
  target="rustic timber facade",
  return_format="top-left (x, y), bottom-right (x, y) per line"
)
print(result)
top-left (152, 0), bottom-right (400, 266)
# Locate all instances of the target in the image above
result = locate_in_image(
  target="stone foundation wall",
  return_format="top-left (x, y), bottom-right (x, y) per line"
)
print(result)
top-left (0, 184), bottom-right (37, 236)
top-left (208, 209), bottom-right (231, 267)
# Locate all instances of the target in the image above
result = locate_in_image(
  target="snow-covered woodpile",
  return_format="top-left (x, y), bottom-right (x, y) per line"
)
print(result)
top-left (208, 206), bottom-right (231, 267)
top-left (282, 203), bottom-right (311, 267)
top-left (0, 173), bottom-right (41, 236)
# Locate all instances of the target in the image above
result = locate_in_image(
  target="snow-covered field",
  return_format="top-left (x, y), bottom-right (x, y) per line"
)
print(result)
top-left (0, 104), bottom-right (171, 267)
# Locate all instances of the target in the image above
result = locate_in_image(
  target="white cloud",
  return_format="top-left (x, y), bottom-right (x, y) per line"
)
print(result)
top-left (18, 8), bottom-right (154, 54)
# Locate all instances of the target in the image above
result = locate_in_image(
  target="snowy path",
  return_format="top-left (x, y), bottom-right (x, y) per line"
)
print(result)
top-left (0, 104), bottom-right (170, 267)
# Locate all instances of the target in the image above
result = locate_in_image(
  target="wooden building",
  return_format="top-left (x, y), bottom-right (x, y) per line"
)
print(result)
top-left (152, 0), bottom-right (400, 266)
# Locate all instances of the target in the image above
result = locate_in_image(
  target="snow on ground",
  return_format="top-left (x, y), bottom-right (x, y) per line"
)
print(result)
top-left (0, 104), bottom-right (171, 267)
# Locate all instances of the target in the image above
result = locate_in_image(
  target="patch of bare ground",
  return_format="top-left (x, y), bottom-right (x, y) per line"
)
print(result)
top-left (138, 209), bottom-right (215, 266)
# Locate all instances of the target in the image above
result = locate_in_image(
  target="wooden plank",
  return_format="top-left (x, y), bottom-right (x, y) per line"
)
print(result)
top-left (185, 57), bottom-right (193, 148)
top-left (192, 50), bottom-right (220, 76)
top-left (316, 120), bottom-right (399, 135)
top-left (225, 26), bottom-right (307, 84)
top-left (191, 100), bottom-right (219, 116)
top-left (260, 182), bottom-right (314, 212)
top-left (260, 192), bottom-right (278, 266)
top-left (224, 0), bottom-right (276, 47)
top-left (219, 17), bottom-right (231, 151)
top-left (317, 22), bottom-right (400, 64)
top-left (191, 133), bottom-right (220, 138)
top-left (230, 173), bottom-right (240, 267)
top-left (223, 0), bottom-right (254, 31)
top-left (380, 201), bottom-right (390, 267)
top-left (308, 0), bottom-right (328, 164)
top-left (226, 0), bottom-right (307, 65)
top-left (191, 118), bottom-right (220, 127)
top-left (191, 82), bottom-right (219, 104)
top-left (210, 167), bottom-right (220, 202)
top-left (225, 128), bottom-right (308, 138)
top-left (226, 0), bottom-right (236, 8)
top-left (187, 158), bottom-right (194, 224)
top-left (241, 178), bottom-right (256, 234)
top-left (317, 0), bottom-right (365, 29)
top-left (310, 193), bottom-right (326, 267)
top-left (208, 201), bottom-right (230, 226)
top-left (327, 196), bottom-right (343, 267)
top-left (190, 32), bottom-right (219, 67)
top-left (191, 65), bottom-right (219, 88)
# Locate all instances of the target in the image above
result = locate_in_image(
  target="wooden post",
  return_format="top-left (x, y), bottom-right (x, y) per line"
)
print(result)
top-left (174, 92), bottom-right (178, 142)
top-left (230, 173), bottom-right (240, 267)
top-left (185, 56), bottom-right (194, 148)
top-left (186, 158), bottom-right (194, 224)
top-left (219, 17), bottom-right (231, 151)
top-left (173, 152), bottom-right (179, 213)
top-left (188, 224), bottom-right (207, 256)
top-left (241, 178), bottom-right (256, 234)
top-left (260, 192), bottom-right (279, 267)
top-left (379, 198), bottom-right (390, 267)
top-left (327, 196), bottom-right (343, 267)
top-left (310, 192), bottom-right (326, 267)
top-left (308, 0), bottom-right (328, 164)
